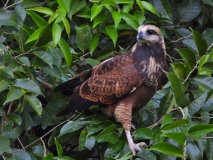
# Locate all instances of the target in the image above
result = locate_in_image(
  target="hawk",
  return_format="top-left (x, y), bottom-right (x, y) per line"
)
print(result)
top-left (55, 25), bottom-right (169, 155)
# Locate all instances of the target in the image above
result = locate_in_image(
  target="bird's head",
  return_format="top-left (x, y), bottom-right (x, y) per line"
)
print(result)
top-left (137, 25), bottom-right (163, 45)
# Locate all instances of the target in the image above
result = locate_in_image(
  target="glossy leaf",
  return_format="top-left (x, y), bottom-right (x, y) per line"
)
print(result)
top-left (26, 10), bottom-right (48, 27)
top-left (4, 86), bottom-right (22, 104)
top-left (162, 132), bottom-right (186, 146)
top-left (150, 142), bottom-right (182, 157)
top-left (89, 33), bottom-right (99, 54)
top-left (95, 124), bottom-right (119, 144)
top-left (141, 1), bottom-right (158, 15)
top-left (177, 0), bottom-right (202, 22)
top-left (25, 26), bottom-right (46, 44)
top-left (192, 29), bottom-right (208, 56)
top-left (121, 12), bottom-right (140, 30)
top-left (91, 3), bottom-right (103, 21)
top-left (33, 51), bottom-right (53, 68)
top-left (79, 127), bottom-right (87, 150)
top-left (188, 124), bottom-right (213, 136)
top-left (176, 48), bottom-right (196, 70)
top-left (48, 12), bottom-right (59, 24)
top-left (59, 121), bottom-right (86, 137)
top-left (137, 150), bottom-right (156, 160)
top-left (69, 0), bottom-right (86, 18)
top-left (186, 142), bottom-right (203, 160)
top-left (0, 80), bottom-right (8, 92)
top-left (24, 93), bottom-right (42, 116)
top-left (51, 23), bottom-right (61, 47)
top-left (105, 26), bottom-right (118, 47)
top-left (112, 11), bottom-right (121, 28)
top-left (58, 38), bottom-right (72, 68)
top-left (76, 25), bottom-right (92, 52)
top-left (0, 136), bottom-right (10, 155)
top-left (28, 7), bottom-right (53, 15)
top-left (57, 0), bottom-right (71, 13)
top-left (14, 79), bottom-right (43, 95)
top-left (61, 16), bottom-right (70, 36)
top-left (161, 119), bottom-right (188, 131)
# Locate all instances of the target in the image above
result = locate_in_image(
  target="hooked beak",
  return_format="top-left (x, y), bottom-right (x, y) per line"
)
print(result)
top-left (137, 32), bottom-right (144, 41)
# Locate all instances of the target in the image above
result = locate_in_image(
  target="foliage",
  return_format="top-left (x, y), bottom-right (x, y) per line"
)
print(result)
top-left (0, 0), bottom-right (213, 159)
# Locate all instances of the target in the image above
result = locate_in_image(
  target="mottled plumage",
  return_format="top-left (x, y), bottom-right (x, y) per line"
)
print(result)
top-left (55, 25), bottom-right (169, 155)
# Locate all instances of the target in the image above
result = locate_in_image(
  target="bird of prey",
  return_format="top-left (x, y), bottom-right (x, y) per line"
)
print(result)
top-left (55, 25), bottom-right (169, 155)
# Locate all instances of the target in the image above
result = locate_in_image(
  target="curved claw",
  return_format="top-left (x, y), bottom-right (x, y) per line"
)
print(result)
top-left (129, 142), bottom-right (146, 156)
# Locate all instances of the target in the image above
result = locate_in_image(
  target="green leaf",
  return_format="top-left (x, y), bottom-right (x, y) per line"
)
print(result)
top-left (25, 26), bottom-right (46, 44)
top-left (91, 3), bottom-right (103, 21)
top-left (0, 136), bottom-right (11, 155)
top-left (141, 1), bottom-right (159, 16)
top-left (0, 80), bottom-right (8, 92)
top-left (26, 10), bottom-right (48, 27)
top-left (58, 38), bottom-right (72, 68)
top-left (84, 58), bottom-right (100, 66)
top-left (61, 16), bottom-right (70, 36)
top-left (176, 48), bottom-right (196, 70)
top-left (95, 124), bottom-right (119, 144)
top-left (192, 29), bottom-right (208, 56)
top-left (101, 0), bottom-right (116, 6)
top-left (188, 124), bottom-right (213, 137)
top-left (161, 119), bottom-right (188, 131)
top-left (157, 92), bottom-right (173, 118)
top-left (149, 0), bottom-right (172, 21)
top-left (114, 0), bottom-right (134, 4)
top-left (32, 146), bottom-right (45, 157)
top-left (162, 132), bottom-right (186, 146)
top-left (93, 15), bottom-right (105, 28)
top-left (133, 128), bottom-right (154, 140)
top-left (112, 11), bottom-right (121, 28)
top-left (137, 150), bottom-right (156, 160)
top-left (48, 12), bottom-right (59, 24)
top-left (52, 23), bottom-right (62, 46)
top-left (69, 0), bottom-right (86, 18)
top-left (7, 113), bottom-right (22, 125)
top-left (59, 121), bottom-right (86, 137)
top-left (202, 62), bottom-right (213, 73)
top-left (28, 7), bottom-right (54, 16)
top-left (1, 128), bottom-right (21, 138)
top-left (104, 26), bottom-right (118, 47)
top-left (177, 0), bottom-right (202, 22)
top-left (89, 33), bottom-right (99, 54)
top-left (193, 75), bottom-right (213, 90)
top-left (150, 142), bottom-right (183, 157)
top-left (79, 127), bottom-right (87, 150)
top-left (121, 12), bottom-right (139, 30)
top-left (4, 86), bottom-right (22, 104)
top-left (33, 51), bottom-right (53, 68)
top-left (17, 56), bottom-right (31, 67)
top-left (0, 66), bottom-right (14, 78)
top-left (85, 137), bottom-right (96, 150)
top-left (162, 114), bottom-right (173, 127)
top-left (133, 10), bottom-right (146, 25)
top-left (24, 93), bottom-right (42, 116)
top-left (14, 79), bottom-right (43, 95)
top-left (136, 0), bottom-right (144, 12)
top-left (55, 138), bottom-right (63, 157)
top-left (57, 0), bottom-right (71, 13)
top-left (187, 91), bottom-right (208, 115)
top-left (76, 25), bottom-right (92, 52)
top-left (0, 9), bottom-right (16, 26)
top-left (42, 65), bottom-right (61, 79)
top-left (166, 72), bottom-right (184, 106)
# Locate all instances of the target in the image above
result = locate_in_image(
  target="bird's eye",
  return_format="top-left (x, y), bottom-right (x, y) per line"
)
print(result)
top-left (147, 29), bottom-right (155, 35)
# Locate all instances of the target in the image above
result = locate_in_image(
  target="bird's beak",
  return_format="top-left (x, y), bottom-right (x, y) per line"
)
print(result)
top-left (137, 32), bottom-right (145, 42)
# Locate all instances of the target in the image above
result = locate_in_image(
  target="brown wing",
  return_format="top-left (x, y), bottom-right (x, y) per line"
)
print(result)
top-left (79, 54), bottom-right (143, 104)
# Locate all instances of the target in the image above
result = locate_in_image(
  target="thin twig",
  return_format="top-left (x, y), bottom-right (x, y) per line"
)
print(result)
top-left (22, 114), bottom-right (76, 150)
top-left (7, 101), bottom-right (14, 115)
top-left (168, 34), bottom-right (192, 43)
top-left (14, 47), bottom-right (38, 58)
top-left (183, 55), bottom-right (205, 84)
top-left (40, 138), bottom-right (47, 157)
top-left (4, 0), bottom-right (24, 9)
top-left (17, 138), bottom-right (25, 149)
top-left (36, 78), bottom-right (53, 90)
top-left (3, 0), bottom-right (9, 8)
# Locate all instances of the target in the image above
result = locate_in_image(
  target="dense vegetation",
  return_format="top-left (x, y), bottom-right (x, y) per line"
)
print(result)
top-left (1, 0), bottom-right (213, 159)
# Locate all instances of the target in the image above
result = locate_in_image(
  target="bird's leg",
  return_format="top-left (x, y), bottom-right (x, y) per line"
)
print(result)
top-left (114, 102), bottom-right (146, 156)
top-left (125, 130), bottom-right (146, 156)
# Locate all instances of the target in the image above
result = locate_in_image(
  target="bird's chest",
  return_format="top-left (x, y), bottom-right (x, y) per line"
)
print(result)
top-left (139, 58), bottom-right (165, 86)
